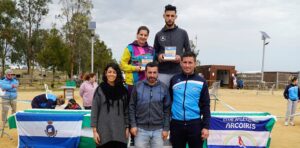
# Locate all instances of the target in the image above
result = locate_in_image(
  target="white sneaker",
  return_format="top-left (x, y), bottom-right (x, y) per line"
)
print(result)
top-left (284, 122), bottom-right (288, 126)
top-left (290, 122), bottom-right (295, 126)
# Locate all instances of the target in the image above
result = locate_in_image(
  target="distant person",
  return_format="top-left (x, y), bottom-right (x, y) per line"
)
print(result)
top-left (0, 69), bottom-right (18, 125)
top-left (31, 94), bottom-right (65, 109)
top-left (233, 75), bottom-right (237, 89)
top-left (169, 52), bottom-right (210, 148)
top-left (237, 79), bottom-right (244, 89)
top-left (154, 4), bottom-right (191, 87)
top-left (129, 62), bottom-right (171, 148)
top-left (64, 99), bottom-right (82, 110)
top-left (283, 76), bottom-right (300, 126)
top-left (120, 26), bottom-right (154, 96)
top-left (91, 63), bottom-right (129, 148)
top-left (79, 73), bottom-right (98, 110)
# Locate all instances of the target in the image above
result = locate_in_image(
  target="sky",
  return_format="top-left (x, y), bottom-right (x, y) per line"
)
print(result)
top-left (44, 0), bottom-right (300, 72)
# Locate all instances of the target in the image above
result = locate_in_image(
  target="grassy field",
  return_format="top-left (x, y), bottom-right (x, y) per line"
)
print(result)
top-left (1, 89), bottom-right (300, 147)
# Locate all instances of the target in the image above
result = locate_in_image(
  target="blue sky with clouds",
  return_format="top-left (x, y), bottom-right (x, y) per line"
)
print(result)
top-left (44, 0), bottom-right (300, 72)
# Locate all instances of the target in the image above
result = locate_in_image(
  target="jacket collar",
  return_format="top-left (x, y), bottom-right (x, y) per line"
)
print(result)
top-left (130, 40), bottom-right (149, 47)
top-left (162, 25), bottom-right (178, 32)
top-left (181, 72), bottom-right (196, 78)
top-left (142, 79), bottom-right (161, 87)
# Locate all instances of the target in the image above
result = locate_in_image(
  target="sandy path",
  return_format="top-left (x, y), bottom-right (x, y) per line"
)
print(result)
top-left (1, 89), bottom-right (299, 147)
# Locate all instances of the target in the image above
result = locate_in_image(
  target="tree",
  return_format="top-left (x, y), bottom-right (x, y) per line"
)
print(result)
top-left (0, 0), bottom-right (19, 76)
top-left (17, 0), bottom-right (51, 75)
top-left (92, 37), bottom-right (115, 76)
top-left (59, 0), bottom-right (92, 78)
top-left (190, 36), bottom-right (201, 66)
top-left (36, 28), bottom-right (69, 87)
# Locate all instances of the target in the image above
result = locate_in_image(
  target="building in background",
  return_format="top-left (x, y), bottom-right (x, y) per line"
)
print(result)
top-left (197, 65), bottom-right (236, 88)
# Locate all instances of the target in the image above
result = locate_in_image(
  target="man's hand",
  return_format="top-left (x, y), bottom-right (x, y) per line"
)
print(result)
top-left (93, 131), bottom-right (101, 144)
top-left (162, 131), bottom-right (169, 141)
top-left (12, 84), bottom-right (18, 88)
top-left (201, 128), bottom-right (209, 140)
top-left (130, 127), bottom-right (138, 137)
top-left (174, 55), bottom-right (181, 63)
top-left (158, 54), bottom-right (164, 62)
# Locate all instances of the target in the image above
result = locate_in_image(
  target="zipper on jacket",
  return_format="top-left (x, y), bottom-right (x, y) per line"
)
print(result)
top-left (183, 75), bottom-right (188, 122)
top-left (148, 86), bottom-right (153, 128)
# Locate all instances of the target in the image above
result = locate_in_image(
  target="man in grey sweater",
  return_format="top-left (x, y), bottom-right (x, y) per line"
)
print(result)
top-left (154, 4), bottom-right (191, 87)
top-left (129, 62), bottom-right (171, 148)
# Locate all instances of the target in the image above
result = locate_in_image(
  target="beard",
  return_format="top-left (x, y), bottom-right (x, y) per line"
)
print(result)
top-left (147, 77), bottom-right (157, 83)
top-left (165, 21), bottom-right (174, 27)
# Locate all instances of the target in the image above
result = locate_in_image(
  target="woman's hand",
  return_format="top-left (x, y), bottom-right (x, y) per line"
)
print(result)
top-left (93, 128), bottom-right (100, 144)
top-left (125, 128), bottom-right (130, 139)
top-left (135, 66), bottom-right (141, 71)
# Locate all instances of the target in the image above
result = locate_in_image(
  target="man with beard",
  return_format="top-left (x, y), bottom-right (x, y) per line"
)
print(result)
top-left (154, 4), bottom-right (191, 87)
top-left (129, 62), bottom-right (171, 148)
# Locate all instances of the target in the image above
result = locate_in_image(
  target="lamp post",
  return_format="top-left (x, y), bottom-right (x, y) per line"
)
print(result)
top-left (88, 21), bottom-right (96, 73)
top-left (298, 71), bottom-right (300, 86)
top-left (260, 31), bottom-right (270, 82)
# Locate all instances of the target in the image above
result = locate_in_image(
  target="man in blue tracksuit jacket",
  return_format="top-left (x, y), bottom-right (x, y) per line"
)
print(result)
top-left (0, 69), bottom-right (19, 125)
top-left (169, 51), bottom-right (211, 148)
top-left (129, 62), bottom-right (171, 148)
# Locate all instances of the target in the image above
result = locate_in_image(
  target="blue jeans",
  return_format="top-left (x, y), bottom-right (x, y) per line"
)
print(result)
top-left (135, 128), bottom-right (164, 148)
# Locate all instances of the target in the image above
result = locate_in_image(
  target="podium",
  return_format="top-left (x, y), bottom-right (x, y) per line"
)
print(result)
top-left (61, 86), bottom-right (76, 99)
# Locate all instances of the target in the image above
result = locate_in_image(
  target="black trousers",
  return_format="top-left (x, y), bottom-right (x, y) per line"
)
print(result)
top-left (97, 141), bottom-right (127, 148)
top-left (170, 119), bottom-right (204, 148)
top-left (84, 106), bottom-right (91, 110)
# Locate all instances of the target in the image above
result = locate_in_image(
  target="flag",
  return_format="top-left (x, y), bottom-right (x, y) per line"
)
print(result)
top-left (207, 114), bottom-right (276, 148)
top-left (16, 112), bottom-right (83, 148)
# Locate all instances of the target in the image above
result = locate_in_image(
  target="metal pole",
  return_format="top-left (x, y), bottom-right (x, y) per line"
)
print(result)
top-left (261, 39), bottom-right (266, 82)
top-left (91, 36), bottom-right (94, 73)
top-left (276, 72), bottom-right (279, 89)
top-left (298, 71), bottom-right (300, 86)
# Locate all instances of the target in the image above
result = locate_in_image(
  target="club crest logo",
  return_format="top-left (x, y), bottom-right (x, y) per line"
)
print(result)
top-left (160, 35), bottom-right (166, 41)
top-left (45, 120), bottom-right (57, 137)
top-left (192, 87), bottom-right (200, 91)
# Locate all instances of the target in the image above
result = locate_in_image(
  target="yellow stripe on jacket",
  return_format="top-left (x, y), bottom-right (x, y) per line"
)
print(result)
top-left (120, 47), bottom-right (136, 85)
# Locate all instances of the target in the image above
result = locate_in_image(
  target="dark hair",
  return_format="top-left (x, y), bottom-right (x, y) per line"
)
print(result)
top-left (181, 51), bottom-right (197, 62)
top-left (83, 73), bottom-right (96, 81)
top-left (137, 26), bottom-right (149, 35)
top-left (165, 4), bottom-right (177, 13)
top-left (289, 76), bottom-right (298, 83)
top-left (102, 63), bottom-right (124, 86)
top-left (145, 62), bottom-right (158, 71)
top-left (57, 97), bottom-right (65, 105)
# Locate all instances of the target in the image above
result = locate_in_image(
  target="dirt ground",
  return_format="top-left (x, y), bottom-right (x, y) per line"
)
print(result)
top-left (1, 89), bottom-right (300, 148)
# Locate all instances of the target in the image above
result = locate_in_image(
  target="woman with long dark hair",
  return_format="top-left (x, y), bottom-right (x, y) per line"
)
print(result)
top-left (91, 63), bottom-right (129, 148)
